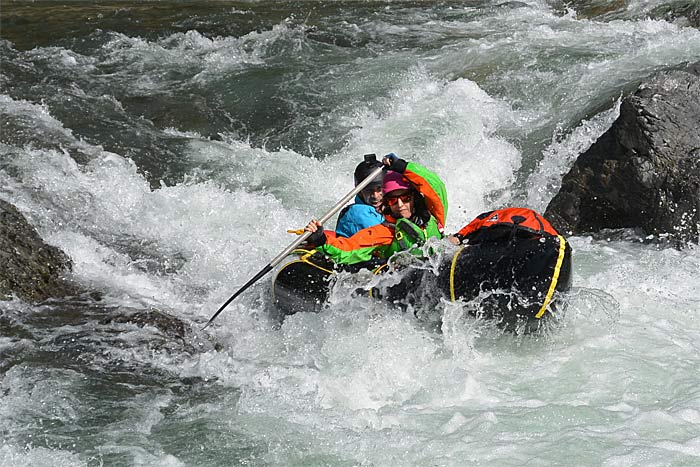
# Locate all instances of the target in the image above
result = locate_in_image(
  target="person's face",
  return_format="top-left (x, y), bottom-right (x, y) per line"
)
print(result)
top-left (385, 190), bottom-right (414, 219)
top-left (361, 184), bottom-right (383, 209)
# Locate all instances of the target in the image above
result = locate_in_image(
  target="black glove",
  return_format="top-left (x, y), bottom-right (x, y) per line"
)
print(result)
top-left (306, 227), bottom-right (327, 247)
top-left (382, 152), bottom-right (408, 173)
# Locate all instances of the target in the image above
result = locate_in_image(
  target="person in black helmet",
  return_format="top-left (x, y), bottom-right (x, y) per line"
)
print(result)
top-left (335, 154), bottom-right (385, 237)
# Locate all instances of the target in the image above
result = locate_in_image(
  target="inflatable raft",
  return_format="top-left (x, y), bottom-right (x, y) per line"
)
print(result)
top-left (272, 208), bottom-right (572, 333)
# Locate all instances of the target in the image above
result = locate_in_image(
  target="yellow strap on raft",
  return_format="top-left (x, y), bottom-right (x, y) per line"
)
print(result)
top-left (449, 236), bottom-right (567, 317)
top-left (449, 247), bottom-right (465, 302)
top-left (299, 249), bottom-right (334, 274)
top-left (535, 235), bottom-right (567, 319)
top-left (368, 263), bottom-right (390, 299)
top-left (277, 249), bottom-right (334, 277)
top-left (287, 228), bottom-right (305, 235)
top-left (271, 249), bottom-right (333, 303)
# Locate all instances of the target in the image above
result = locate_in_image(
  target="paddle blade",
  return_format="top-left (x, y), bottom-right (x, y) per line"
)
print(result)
top-left (202, 263), bottom-right (273, 330)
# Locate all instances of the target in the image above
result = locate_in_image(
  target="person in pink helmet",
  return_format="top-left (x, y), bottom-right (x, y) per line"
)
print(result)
top-left (303, 153), bottom-right (448, 265)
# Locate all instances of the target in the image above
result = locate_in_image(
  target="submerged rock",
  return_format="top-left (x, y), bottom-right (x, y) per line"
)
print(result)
top-left (0, 199), bottom-right (80, 301)
top-left (101, 308), bottom-right (222, 354)
top-left (545, 61), bottom-right (700, 244)
top-left (650, 2), bottom-right (700, 28)
top-left (0, 200), bottom-right (218, 352)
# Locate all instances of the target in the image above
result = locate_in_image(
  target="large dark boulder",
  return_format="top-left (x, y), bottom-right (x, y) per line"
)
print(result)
top-left (545, 61), bottom-right (700, 244)
top-left (0, 200), bottom-right (218, 350)
top-left (0, 198), bottom-right (79, 301)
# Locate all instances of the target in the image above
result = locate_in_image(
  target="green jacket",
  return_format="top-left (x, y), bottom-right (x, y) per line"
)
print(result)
top-left (316, 161), bottom-right (447, 265)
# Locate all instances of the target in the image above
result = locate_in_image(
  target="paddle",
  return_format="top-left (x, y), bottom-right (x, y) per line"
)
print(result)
top-left (202, 163), bottom-right (385, 329)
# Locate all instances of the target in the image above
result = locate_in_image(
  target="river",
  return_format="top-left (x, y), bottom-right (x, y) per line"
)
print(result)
top-left (1, 1), bottom-right (700, 466)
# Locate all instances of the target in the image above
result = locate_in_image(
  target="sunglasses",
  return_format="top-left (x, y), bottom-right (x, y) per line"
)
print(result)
top-left (385, 193), bottom-right (413, 207)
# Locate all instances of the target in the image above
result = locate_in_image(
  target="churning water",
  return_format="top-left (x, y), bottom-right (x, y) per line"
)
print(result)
top-left (1, 1), bottom-right (700, 465)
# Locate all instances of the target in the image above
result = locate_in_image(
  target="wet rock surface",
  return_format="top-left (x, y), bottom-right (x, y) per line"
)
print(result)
top-left (0, 198), bottom-right (80, 301)
top-left (0, 199), bottom-right (214, 350)
top-left (0, 199), bottom-right (216, 355)
top-left (545, 61), bottom-right (700, 244)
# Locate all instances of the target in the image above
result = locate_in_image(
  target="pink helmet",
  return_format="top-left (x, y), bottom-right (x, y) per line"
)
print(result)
top-left (382, 170), bottom-right (411, 194)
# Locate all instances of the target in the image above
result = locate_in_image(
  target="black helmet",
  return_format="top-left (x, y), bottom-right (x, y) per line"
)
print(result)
top-left (354, 153), bottom-right (384, 186)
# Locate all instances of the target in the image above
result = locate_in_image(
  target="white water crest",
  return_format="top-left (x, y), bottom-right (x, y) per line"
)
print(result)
top-left (1, 1), bottom-right (700, 465)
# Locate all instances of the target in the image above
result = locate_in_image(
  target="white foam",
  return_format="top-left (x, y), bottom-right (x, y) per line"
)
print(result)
top-left (3, 3), bottom-right (700, 465)
top-left (0, 445), bottom-right (88, 467)
top-left (340, 71), bottom-right (522, 229)
top-left (525, 101), bottom-right (621, 211)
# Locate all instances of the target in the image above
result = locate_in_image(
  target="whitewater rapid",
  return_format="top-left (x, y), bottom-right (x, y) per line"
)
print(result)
top-left (2, 1), bottom-right (700, 466)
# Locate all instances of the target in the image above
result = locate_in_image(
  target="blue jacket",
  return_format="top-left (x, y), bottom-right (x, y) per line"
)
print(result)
top-left (335, 195), bottom-right (383, 238)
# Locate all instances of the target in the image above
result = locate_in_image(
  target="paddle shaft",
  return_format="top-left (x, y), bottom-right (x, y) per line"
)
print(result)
top-left (203, 165), bottom-right (385, 328)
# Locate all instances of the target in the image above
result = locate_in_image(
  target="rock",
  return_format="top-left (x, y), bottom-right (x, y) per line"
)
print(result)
top-left (0, 198), bottom-right (79, 301)
top-left (545, 61), bottom-right (700, 244)
top-left (101, 308), bottom-right (222, 354)
top-left (103, 309), bottom-right (188, 340)
top-left (120, 93), bottom-right (232, 140)
top-left (650, 3), bottom-right (700, 29)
